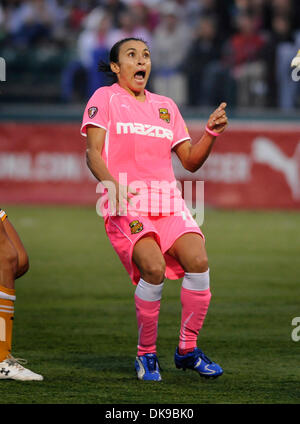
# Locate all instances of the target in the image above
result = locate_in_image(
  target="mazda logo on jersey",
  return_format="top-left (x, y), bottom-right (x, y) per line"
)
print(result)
top-left (116, 122), bottom-right (173, 141)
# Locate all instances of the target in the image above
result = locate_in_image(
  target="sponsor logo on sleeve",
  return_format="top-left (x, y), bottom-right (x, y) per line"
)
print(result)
top-left (88, 107), bottom-right (98, 119)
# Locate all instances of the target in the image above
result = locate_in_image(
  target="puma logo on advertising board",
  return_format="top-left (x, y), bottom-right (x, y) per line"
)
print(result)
top-left (252, 137), bottom-right (300, 199)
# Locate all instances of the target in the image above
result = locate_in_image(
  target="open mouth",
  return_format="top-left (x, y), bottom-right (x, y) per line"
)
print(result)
top-left (134, 70), bottom-right (146, 81)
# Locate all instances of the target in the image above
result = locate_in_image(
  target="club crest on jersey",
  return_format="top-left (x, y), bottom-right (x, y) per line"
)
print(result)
top-left (88, 106), bottom-right (98, 119)
top-left (159, 108), bottom-right (170, 123)
top-left (129, 220), bottom-right (143, 234)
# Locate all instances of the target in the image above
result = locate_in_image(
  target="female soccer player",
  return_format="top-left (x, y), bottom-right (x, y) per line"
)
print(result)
top-left (81, 38), bottom-right (228, 381)
top-left (0, 209), bottom-right (43, 381)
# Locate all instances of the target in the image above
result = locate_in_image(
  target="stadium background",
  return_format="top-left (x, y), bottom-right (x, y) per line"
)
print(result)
top-left (0, 0), bottom-right (300, 405)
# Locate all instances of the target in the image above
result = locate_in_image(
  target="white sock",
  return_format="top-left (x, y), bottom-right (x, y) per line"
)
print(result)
top-left (182, 269), bottom-right (210, 291)
top-left (135, 278), bottom-right (164, 301)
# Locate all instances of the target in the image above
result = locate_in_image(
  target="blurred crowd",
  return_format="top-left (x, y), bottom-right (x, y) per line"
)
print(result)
top-left (0, 0), bottom-right (300, 109)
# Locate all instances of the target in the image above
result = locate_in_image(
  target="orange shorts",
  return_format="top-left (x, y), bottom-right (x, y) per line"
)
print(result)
top-left (104, 207), bottom-right (204, 285)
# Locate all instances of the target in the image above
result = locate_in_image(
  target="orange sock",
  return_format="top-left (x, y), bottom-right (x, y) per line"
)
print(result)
top-left (0, 285), bottom-right (15, 362)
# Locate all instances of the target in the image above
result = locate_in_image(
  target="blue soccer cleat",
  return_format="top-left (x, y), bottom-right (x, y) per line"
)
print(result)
top-left (135, 353), bottom-right (162, 381)
top-left (174, 347), bottom-right (223, 379)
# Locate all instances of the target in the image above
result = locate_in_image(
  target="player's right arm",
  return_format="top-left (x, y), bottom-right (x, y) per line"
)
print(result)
top-left (86, 126), bottom-right (137, 213)
top-left (86, 126), bottom-right (116, 185)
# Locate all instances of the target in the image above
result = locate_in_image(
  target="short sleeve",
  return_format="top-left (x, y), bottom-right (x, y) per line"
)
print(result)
top-left (171, 100), bottom-right (191, 149)
top-left (80, 87), bottom-right (109, 137)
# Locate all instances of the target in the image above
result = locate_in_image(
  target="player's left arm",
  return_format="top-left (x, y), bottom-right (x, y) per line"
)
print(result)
top-left (174, 102), bottom-right (228, 172)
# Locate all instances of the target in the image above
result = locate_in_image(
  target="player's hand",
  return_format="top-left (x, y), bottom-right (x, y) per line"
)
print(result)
top-left (112, 183), bottom-right (139, 215)
top-left (207, 102), bottom-right (228, 135)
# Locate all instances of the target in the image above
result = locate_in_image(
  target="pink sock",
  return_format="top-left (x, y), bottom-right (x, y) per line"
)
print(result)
top-left (179, 271), bottom-right (211, 354)
top-left (135, 279), bottom-right (163, 356)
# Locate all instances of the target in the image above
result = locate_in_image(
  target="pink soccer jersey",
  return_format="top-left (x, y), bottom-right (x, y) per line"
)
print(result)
top-left (81, 83), bottom-right (191, 216)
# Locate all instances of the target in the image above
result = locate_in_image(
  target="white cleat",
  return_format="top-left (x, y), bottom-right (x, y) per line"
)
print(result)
top-left (0, 355), bottom-right (43, 381)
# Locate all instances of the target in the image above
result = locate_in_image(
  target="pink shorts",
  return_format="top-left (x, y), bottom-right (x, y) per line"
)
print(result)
top-left (104, 208), bottom-right (204, 285)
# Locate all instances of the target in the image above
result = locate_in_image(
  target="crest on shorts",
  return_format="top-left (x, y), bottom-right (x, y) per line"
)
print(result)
top-left (88, 106), bottom-right (98, 119)
top-left (159, 108), bottom-right (170, 123)
top-left (129, 220), bottom-right (144, 234)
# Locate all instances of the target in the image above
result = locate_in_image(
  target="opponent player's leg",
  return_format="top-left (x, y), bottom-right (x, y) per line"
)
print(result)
top-left (132, 235), bottom-right (165, 381)
top-left (168, 232), bottom-right (223, 378)
top-left (0, 215), bottom-right (28, 361)
top-left (0, 220), bottom-right (18, 289)
top-left (0, 215), bottom-right (43, 381)
top-left (0, 218), bottom-right (18, 363)
top-left (2, 218), bottom-right (29, 279)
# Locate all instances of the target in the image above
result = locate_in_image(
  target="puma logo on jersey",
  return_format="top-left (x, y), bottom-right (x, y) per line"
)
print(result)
top-left (116, 122), bottom-right (173, 141)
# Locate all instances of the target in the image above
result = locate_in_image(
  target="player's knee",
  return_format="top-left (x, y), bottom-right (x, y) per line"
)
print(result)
top-left (140, 260), bottom-right (166, 285)
top-left (186, 255), bottom-right (209, 273)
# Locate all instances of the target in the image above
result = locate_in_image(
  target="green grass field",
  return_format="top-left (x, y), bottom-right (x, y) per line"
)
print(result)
top-left (1, 205), bottom-right (300, 404)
